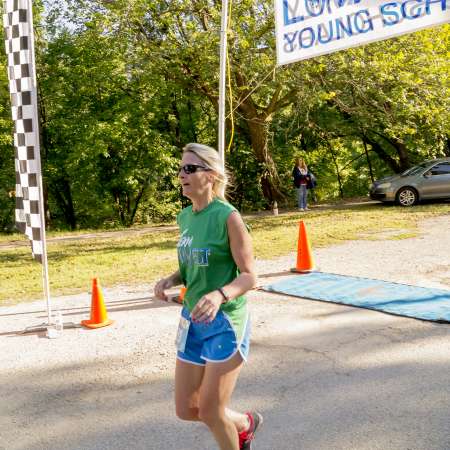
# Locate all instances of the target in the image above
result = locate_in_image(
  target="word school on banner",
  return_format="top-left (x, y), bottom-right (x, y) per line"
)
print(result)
top-left (275, 0), bottom-right (450, 65)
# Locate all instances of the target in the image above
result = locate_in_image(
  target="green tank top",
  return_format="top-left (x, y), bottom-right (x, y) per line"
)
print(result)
top-left (176, 198), bottom-right (248, 339)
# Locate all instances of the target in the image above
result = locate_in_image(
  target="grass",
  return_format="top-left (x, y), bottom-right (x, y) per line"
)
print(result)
top-left (249, 203), bottom-right (449, 258)
top-left (1, 202), bottom-right (449, 304)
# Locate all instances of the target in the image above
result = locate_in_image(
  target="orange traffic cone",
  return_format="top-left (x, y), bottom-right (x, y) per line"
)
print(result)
top-left (291, 220), bottom-right (315, 273)
top-left (81, 278), bottom-right (114, 329)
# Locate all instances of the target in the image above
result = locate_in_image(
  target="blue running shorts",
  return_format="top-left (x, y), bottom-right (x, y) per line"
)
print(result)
top-left (176, 306), bottom-right (251, 366)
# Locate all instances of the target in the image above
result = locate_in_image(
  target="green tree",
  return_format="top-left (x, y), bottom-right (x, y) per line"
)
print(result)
top-left (40, 5), bottom-right (181, 227)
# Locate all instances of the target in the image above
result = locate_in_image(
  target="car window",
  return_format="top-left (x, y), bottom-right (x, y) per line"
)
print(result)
top-left (430, 163), bottom-right (450, 175)
top-left (402, 162), bottom-right (429, 176)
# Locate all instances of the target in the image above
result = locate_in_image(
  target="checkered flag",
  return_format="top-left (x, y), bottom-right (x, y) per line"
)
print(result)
top-left (3, 0), bottom-right (43, 262)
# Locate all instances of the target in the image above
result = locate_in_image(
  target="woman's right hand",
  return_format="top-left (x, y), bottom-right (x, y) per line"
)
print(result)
top-left (154, 277), bottom-right (173, 301)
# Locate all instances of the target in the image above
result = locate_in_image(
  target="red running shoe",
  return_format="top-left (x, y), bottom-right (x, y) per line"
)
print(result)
top-left (239, 411), bottom-right (263, 450)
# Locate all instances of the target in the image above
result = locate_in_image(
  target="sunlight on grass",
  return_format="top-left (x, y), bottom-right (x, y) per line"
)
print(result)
top-left (250, 204), bottom-right (449, 258)
top-left (0, 231), bottom-right (179, 303)
top-left (1, 203), bottom-right (449, 304)
top-left (389, 232), bottom-right (420, 240)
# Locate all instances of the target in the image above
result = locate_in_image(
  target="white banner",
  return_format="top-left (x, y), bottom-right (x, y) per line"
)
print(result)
top-left (275, 0), bottom-right (450, 65)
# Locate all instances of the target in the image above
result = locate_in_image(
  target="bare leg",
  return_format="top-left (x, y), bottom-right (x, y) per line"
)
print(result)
top-left (175, 358), bottom-right (250, 429)
top-left (198, 353), bottom-right (246, 450)
top-left (174, 359), bottom-right (204, 421)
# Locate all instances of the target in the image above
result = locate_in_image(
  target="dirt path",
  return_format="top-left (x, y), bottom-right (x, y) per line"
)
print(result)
top-left (0, 215), bottom-right (449, 450)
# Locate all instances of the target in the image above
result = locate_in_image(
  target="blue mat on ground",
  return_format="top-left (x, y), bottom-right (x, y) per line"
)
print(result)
top-left (263, 272), bottom-right (450, 323)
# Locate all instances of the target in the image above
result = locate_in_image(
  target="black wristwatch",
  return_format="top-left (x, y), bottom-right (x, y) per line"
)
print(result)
top-left (217, 287), bottom-right (230, 303)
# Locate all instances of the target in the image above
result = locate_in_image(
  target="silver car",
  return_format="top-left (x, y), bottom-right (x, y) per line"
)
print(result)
top-left (369, 157), bottom-right (450, 206)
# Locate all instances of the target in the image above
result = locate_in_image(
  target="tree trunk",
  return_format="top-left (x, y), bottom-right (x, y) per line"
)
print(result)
top-left (444, 135), bottom-right (450, 156)
top-left (246, 118), bottom-right (283, 204)
top-left (51, 177), bottom-right (76, 230)
top-left (328, 143), bottom-right (344, 198)
top-left (363, 135), bottom-right (401, 173)
top-left (42, 182), bottom-right (52, 229)
top-left (171, 94), bottom-right (182, 148)
top-left (362, 139), bottom-right (375, 183)
top-left (391, 139), bottom-right (410, 171)
top-left (129, 175), bottom-right (151, 226)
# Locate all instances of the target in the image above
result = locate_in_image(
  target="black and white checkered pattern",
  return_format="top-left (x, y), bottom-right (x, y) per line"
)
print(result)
top-left (3, 0), bottom-right (42, 262)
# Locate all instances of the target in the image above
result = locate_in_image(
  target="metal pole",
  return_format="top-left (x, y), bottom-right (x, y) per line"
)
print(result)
top-left (28, 0), bottom-right (52, 325)
top-left (218, 0), bottom-right (229, 167)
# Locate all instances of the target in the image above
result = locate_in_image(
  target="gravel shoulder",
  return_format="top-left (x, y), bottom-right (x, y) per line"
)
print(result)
top-left (0, 215), bottom-right (449, 450)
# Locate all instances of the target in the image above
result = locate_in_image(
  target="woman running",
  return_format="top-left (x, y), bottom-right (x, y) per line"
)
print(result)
top-left (155, 143), bottom-right (262, 450)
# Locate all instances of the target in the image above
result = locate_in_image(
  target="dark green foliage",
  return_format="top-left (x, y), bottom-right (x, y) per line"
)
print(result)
top-left (226, 143), bottom-right (266, 212)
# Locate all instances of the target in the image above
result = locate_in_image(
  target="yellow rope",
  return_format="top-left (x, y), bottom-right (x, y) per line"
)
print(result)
top-left (226, 65), bottom-right (277, 119)
top-left (226, 0), bottom-right (234, 154)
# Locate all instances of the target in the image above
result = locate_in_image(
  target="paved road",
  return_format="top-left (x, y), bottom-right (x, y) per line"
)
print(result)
top-left (0, 215), bottom-right (449, 450)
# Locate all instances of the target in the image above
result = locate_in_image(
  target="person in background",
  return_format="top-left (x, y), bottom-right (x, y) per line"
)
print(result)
top-left (154, 143), bottom-right (263, 450)
top-left (292, 157), bottom-right (311, 211)
top-left (307, 170), bottom-right (318, 203)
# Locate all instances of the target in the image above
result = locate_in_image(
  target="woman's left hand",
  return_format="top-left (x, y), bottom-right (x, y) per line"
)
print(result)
top-left (191, 290), bottom-right (223, 323)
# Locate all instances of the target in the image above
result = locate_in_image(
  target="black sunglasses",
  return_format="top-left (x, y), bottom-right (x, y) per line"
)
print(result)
top-left (179, 164), bottom-right (211, 175)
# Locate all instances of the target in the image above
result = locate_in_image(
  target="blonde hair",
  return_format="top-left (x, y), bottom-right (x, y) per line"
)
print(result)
top-left (182, 143), bottom-right (229, 200)
top-left (296, 157), bottom-right (307, 170)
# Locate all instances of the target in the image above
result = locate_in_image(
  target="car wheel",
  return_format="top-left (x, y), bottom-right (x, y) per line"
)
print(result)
top-left (396, 187), bottom-right (418, 206)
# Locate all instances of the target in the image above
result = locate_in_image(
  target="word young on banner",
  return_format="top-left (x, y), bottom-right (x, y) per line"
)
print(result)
top-left (3, 0), bottom-right (44, 262)
top-left (275, 0), bottom-right (450, 65)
